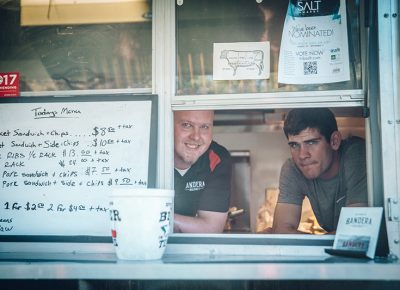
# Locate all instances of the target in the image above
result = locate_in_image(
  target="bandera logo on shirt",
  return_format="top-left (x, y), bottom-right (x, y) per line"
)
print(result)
top-left (185, 180), bottom-right (205, 192)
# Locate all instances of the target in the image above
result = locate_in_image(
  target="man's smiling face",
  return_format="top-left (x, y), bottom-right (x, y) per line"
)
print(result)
top-left (174, 110), bottom-right (214, 170)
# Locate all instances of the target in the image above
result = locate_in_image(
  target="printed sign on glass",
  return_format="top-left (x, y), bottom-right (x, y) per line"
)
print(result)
top-left (278, 0), bottom-right (350, 84)
top-left (213, 42), bottom-right (270, 81)
top-left (0, 72), bottom-right (19, 97)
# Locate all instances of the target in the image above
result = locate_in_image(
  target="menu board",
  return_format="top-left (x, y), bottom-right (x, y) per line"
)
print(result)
top-left (0, 95), bottom-right (157, 241)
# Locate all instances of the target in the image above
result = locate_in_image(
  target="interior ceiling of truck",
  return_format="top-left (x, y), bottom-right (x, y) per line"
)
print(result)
top-left (214, 107), bottom-right (365, 127)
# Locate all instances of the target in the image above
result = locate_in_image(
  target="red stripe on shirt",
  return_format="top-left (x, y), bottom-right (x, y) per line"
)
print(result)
top-left (209, 150), bottom-right (221, 172)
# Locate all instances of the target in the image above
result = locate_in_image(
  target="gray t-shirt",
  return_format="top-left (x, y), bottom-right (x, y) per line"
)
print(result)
top-left (278, 136), bottom-right (368, 232)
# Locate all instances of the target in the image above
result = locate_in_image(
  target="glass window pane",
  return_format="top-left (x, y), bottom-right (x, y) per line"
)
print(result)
top-left (213, 107), bottom-right (366, 234)
top-left (0, 1), bottom-right (152, 92)
top-left (176, 0), bottom-right (362, 95)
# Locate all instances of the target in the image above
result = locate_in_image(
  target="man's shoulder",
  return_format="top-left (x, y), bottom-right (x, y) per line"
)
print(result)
top-left (343, 135), bottom-right (365, 144)
top-left (192, 141), bottom-right (231, 172)
top-left (208, 141), bottom-right (231, 159)
top-left (340, 136), bottom-right (366, 169)
top-left (341, 136), bottom-right (365, 153)
top-left (281, 158), bottom-right (304, 179)
top-left (279, 158), bottom-right (309, 202)
top-left (282, 158), bottom-right (296, 170)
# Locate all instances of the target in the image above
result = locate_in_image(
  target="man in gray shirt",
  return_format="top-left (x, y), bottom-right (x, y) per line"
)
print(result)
top-left (272, 108), bottom-right (368, 234)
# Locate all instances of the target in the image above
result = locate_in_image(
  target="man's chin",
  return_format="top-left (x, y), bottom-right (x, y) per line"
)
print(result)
top-left (182, 156), bottom-right (200, 167)
top-left (183, 151), bottom-right (204, 162)
top-left (300, 170), bottom-right (319, 180)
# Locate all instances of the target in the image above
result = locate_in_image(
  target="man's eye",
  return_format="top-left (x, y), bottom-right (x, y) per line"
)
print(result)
top-left (200, 125), bottom-right (209, 130)
top-left (306, 140), bottom-right (318, 145)
top-left (181, 122), bottom-right (192, 128)
top-left (289, 143), bottom-right (300, 149)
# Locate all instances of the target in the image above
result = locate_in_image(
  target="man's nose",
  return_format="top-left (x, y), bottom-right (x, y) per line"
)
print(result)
top-left (298, 144), bottom-right (310, 159)
top-left (189, 127), bottom-right (200, 140)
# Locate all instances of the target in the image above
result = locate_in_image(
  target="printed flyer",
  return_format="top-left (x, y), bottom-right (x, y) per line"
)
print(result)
top-left (277, 0), bottom-right (350, 84)
top-left (0, 72), bottom-right (19, 97)
top-left (333, 207), bottom-right (383, 259)
top-left (213, 42), bottom-right (270, 81)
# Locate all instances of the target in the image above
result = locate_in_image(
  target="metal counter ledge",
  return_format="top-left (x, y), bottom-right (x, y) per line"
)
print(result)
top-left (0, 234), bottom-right (399, 280)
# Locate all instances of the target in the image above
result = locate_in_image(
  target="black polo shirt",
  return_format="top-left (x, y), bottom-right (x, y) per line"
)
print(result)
top-left (174, 141), bottom-right (232, 217)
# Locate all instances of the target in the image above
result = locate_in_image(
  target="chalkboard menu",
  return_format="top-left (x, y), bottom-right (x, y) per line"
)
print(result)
top-left (0, 94), bottom-right (157, 242)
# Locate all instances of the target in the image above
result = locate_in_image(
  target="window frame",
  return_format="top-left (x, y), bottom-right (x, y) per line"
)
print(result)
top-left (1, 0), bottom-right (398, 259)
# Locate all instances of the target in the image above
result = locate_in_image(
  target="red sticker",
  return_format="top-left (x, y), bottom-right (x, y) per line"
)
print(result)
top-left (0, 72), bottom-right (19, 97)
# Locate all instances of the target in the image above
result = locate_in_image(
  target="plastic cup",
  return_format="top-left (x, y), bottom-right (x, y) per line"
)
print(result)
top-left (109, 188), bottom-right (174, 260)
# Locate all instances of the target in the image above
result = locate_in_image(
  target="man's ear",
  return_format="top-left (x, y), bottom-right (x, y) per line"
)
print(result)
top-left (330, 131), bottom-right (342, 150)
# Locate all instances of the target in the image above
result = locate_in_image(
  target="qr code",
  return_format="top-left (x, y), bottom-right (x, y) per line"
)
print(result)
top-left (303, 61), bottom-right (317, 75)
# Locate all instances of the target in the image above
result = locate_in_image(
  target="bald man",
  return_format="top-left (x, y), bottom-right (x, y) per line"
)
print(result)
top-left (173, 110), bottom-right (232, 233)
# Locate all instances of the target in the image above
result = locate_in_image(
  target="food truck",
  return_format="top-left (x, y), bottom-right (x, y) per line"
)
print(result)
top-left (0, 0), bottom-right (399, 289)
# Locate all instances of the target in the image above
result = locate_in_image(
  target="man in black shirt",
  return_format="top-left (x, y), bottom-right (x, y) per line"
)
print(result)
top-left (173, 110), bottom-right (232, 233)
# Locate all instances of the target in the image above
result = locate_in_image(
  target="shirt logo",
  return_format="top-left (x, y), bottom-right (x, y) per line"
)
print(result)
top-left (336, 195), bottom-right (346, 204)
top-left (185, 181), bottom-right (205, 192)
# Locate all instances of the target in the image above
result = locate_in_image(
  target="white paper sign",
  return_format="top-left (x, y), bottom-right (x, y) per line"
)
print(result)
top-left (213, 42), bottom-right (270, 80)
top-left (278, 0), bottom-right (350, 84)
top-left (333, 207), bottom-right (383, 259)
top-left (0, 99), bottom-right (152, 237)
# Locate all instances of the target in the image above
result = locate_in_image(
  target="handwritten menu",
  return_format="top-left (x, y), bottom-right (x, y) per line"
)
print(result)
top-left (0, 97), bottom-right (154, 237)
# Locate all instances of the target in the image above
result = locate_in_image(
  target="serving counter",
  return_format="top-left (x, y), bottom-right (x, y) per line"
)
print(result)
top-left (0, 253), bottom-right (399, 281)
top-left (0, 234), bottom-right (399, 282)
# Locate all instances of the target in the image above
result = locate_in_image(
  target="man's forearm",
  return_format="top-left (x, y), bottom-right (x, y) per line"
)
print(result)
top-left (173, 214), bottom-right (208, 233)
top-left (272, 225), bottom-right (309, 234)
top-left (173, 212), bottom-right (227, 233)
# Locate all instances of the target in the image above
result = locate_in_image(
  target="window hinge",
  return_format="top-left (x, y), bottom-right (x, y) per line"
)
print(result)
top-left (387, 198), bottom-right (400, 222)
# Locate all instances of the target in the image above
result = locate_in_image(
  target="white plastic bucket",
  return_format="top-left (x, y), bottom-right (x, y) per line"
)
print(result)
top-left (109, 188), bottom-right (174, 260)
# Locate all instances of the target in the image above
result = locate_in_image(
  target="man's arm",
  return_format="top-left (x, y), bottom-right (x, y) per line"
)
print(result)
top-left (271, 203), bottom-right (307, 234)
top-left (272, 160), bottom-right (308, 234)
top-left (173, 210), bottom-right (228, 233)
top-left (347, 202), bottom-right (368, 207)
